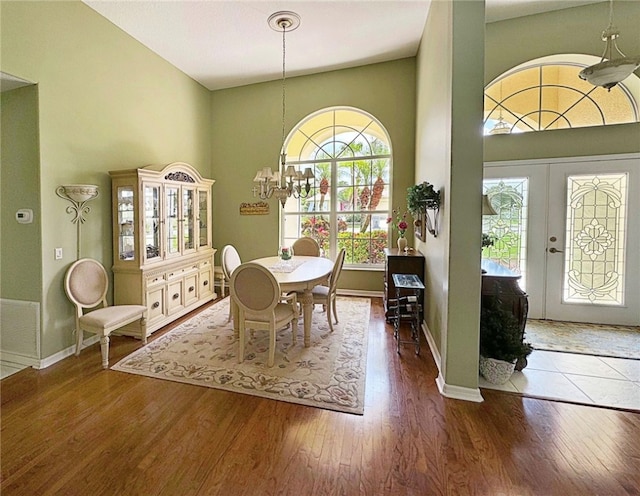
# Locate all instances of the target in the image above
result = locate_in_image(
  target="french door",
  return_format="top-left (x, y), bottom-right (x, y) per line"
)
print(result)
top-left (484, 155), bottom-right (639, 326)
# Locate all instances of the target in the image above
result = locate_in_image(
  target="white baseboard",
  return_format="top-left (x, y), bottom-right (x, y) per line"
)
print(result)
top-left (9, 335), bottom-right (100, 370)
top-left (0, 351), bottom-right (40, 368)
top-left (41, 335), bottom-right (101, 369)
top-left (436, 373), bottom-right (484, 403)
top-left (337, 289), bottom-right (383, 298)
top-left (423, 322), bottom-right (484, 403)
top-left (423, 322), bottom-right (442, 375)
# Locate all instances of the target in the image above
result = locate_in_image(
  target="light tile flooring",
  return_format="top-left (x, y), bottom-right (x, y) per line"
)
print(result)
top-left (480, 350), bottom-right (640, 411)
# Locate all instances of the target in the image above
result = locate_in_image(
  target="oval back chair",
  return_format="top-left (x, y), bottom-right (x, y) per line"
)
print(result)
top-left (230, 262), bottom-right (298, 367)
top-left (64, 258), bottom-right (147, 369)
top-left (221, 244), bottom-right (242, 321)
top-left (309, 248), bottom-right (346, 332)
top-left (292, 237), bottom-right (321, 257)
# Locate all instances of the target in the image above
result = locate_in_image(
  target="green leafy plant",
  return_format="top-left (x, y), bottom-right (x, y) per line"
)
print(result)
top-left (480, 298), bottom-right (533, 363)
top-left (482, 233), bottom-right (496, 248)
top-left (406, 181), bottom-right (440, 216)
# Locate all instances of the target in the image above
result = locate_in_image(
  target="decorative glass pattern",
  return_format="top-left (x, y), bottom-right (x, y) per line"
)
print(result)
top-left (281, 107), bottom-right (391, 266)
top-left (563, 173), bottom-right (627, 305)
top-left (482, 178), bottom-right (529, 290)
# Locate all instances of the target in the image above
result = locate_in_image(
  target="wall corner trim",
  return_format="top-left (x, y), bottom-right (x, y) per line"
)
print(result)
top-left (425, 322), bottom-right (484, 403)
top-left (436, 374), bottom-right (484, 403)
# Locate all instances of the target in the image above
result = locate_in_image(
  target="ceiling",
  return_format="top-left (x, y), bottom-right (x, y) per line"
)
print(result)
top-left (34, 1), bottom-right (602, 92)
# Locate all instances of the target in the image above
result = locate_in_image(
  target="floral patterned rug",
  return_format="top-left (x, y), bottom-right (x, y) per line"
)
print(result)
top-left (525, 319), bottom-right (640, 360)
top-left (112, 296), bottom-right (371, 414)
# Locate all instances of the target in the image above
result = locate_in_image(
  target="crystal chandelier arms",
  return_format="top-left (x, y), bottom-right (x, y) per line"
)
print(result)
top-left (251, 11), bottom-right (314, 207)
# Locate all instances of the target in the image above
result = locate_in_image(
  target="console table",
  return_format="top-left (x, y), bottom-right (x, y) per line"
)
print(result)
top-left (481, 259), bottom-right (529, 370)
top-left (383, 248), bottom-right (425, 322)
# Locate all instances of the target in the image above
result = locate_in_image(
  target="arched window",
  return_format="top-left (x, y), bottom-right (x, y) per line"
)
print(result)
top-left (484, 55), bottom-right (639, 135)
top-left (280, 107), bottom-right (392, 267)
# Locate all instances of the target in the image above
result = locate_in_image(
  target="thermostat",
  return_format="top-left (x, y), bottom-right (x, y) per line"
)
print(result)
top-left (16, 209), bottom-right (33, 224)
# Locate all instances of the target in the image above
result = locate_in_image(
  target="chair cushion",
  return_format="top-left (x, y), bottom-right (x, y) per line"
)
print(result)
top-left (79, 305), bottom-right (146, 329)
top-left (245, 302), bottom-right (295, 325)
top-left (311, 285), bottom-right (330, 298)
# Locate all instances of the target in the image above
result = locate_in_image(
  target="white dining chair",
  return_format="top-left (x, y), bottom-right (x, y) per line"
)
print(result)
top-left (307, 248), bottom-right (346, 332)
top-left (230, 262), bottom-right (298, 367)
top-left (221, 244), bottom-right (242, 322)
top-left (292, 237), bottom-right (321, 257)
top-left (64, 258), bottom-right (147, 369)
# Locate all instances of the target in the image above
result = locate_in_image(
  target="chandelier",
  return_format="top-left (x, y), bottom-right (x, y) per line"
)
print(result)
top-left (578, 0), bottom-right (640, 91)
top-left (489, 80), bottom-right (510, 135)
top-left (253, 11), bottom-right (315, 208)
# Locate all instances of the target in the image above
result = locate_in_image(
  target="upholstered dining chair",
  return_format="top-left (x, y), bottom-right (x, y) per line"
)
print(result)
top-left (230, 262), bottom-right (298, 367)
top-left (292, 237), bottom-right (321, 257)
top-left (64, 258), bottom-right (147, 369)
top-left (221, 244), bottom-right (242, 322)
top-left (307, 248), bottom-right (346, 332)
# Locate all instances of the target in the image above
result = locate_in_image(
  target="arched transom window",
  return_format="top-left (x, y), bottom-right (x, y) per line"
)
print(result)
top-left (281, 107), bottom-right (392, 267)
top-left (484, 55), bottom-right (640, 135)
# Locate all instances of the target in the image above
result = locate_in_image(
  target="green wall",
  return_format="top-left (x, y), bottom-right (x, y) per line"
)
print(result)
top-left (415, 0), bottom-right (485, 394)
top-left (1, 84), bottom-right (42, 302)
top-left (210, 58), bottom-right (417, 292)
top-left (485, 1), bottom-right (640, 161)
top-left (1, 1), bottom-right (212, 358)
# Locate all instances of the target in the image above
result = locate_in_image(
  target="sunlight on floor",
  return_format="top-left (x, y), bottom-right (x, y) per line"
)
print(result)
top-left (480, 350), bottom-right (640, 411)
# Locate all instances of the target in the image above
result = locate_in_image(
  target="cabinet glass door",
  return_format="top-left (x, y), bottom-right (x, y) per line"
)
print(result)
top-left (143, 183), bottom-right (161, 262)
top-left (166, 186), bottom-right (180, 256)
top-left (198, 190), bottom-right (209, 248)
top-left (117, 186), bottom-right (135, 261)
top-left (183, 188), bottom-right (195, 252)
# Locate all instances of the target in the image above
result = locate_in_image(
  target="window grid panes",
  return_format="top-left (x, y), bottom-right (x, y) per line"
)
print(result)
top-left (282, 108), bottom-right (391, 267)
top-left (563, 173), bottom-right (628, 305)
top-left (484, 62), bottom-right (638, 135)
top-left (482, 178), bottom-right (529, 291)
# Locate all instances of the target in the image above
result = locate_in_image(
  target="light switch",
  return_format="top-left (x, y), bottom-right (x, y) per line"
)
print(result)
top-left (55, 248), bottom-right (63, 260)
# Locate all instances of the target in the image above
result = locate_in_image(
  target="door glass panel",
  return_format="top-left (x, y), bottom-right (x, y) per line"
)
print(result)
top-left (482, 178), bottom-right (529, 290)
top-left (143, 184), bottom-right (161, 261)
top-left (198, 190), bottom-right (208, 248)
top-left (183, 188), bottom-right (195, 251)
top-left (117, 186), bottom-right (135, 261)
top-left (563, 173), bottom-right (628, 305)
top-left (166, 186), bottom-right (179, 255)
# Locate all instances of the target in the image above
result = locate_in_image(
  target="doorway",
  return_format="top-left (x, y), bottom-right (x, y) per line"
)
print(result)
top-left (483, 154), bottom-right (640, 327)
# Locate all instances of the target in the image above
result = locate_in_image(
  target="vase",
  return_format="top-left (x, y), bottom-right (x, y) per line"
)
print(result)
top-left (397, 236), bottom-right (408, 252)
top-left (479, 355), bottom-right (516, 385)
top-left (280, 247), bottom-right (292, 261)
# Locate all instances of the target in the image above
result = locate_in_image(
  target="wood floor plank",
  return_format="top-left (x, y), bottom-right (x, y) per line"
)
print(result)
top-left (2, 297), bottom-right (639, 495)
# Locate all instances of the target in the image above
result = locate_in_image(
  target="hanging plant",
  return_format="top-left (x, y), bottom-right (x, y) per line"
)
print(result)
top-left (406, 181), bottom-right (440, 216)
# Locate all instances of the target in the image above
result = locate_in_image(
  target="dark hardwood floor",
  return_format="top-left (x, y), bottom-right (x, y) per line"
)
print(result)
top-left (2, 298), bottom-right (639, 495)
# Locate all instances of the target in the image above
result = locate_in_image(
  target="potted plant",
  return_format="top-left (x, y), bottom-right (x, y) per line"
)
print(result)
top-left (479, 297), bottom-right (533, 384)
top-left (406, 181), bottom-right (440, 216)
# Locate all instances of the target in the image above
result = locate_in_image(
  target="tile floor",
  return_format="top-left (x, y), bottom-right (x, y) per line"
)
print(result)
top-left (480, 349), bottom-right (640, 411)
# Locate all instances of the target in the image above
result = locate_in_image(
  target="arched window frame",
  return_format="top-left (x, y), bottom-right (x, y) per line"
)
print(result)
top-left (279, 106), bottom-right (393, 269)
top-left (484, 55), bottom-right (640, 135)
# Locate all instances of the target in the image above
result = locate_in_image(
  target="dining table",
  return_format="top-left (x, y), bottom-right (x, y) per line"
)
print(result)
top-left (230, 255), bottom-right (334, 347)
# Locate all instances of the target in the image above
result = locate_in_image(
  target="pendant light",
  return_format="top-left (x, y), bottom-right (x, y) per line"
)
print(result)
top-left (578, 0), bottom-right (640, 91)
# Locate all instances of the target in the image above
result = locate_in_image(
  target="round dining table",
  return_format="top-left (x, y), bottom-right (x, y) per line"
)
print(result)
top-left (231, 255), bottom-right (334, 347)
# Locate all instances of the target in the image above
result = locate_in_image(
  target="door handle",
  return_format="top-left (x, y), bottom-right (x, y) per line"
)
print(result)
top-left (548, 247), bottom-right (563, 253)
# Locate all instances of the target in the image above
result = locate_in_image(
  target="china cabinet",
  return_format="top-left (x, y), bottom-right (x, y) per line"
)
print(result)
top-left (109, 162), bottom-right (216, 337)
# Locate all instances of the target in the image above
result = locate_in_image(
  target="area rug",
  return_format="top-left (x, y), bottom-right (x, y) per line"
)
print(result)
top-left (525, 319), bottom-right (640, 360)
top-left (112, 296), bottom-right (370, 414)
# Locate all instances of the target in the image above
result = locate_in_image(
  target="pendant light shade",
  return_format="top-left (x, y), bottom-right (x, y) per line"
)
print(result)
top-left (578, 0), bottom-right (640, 90)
